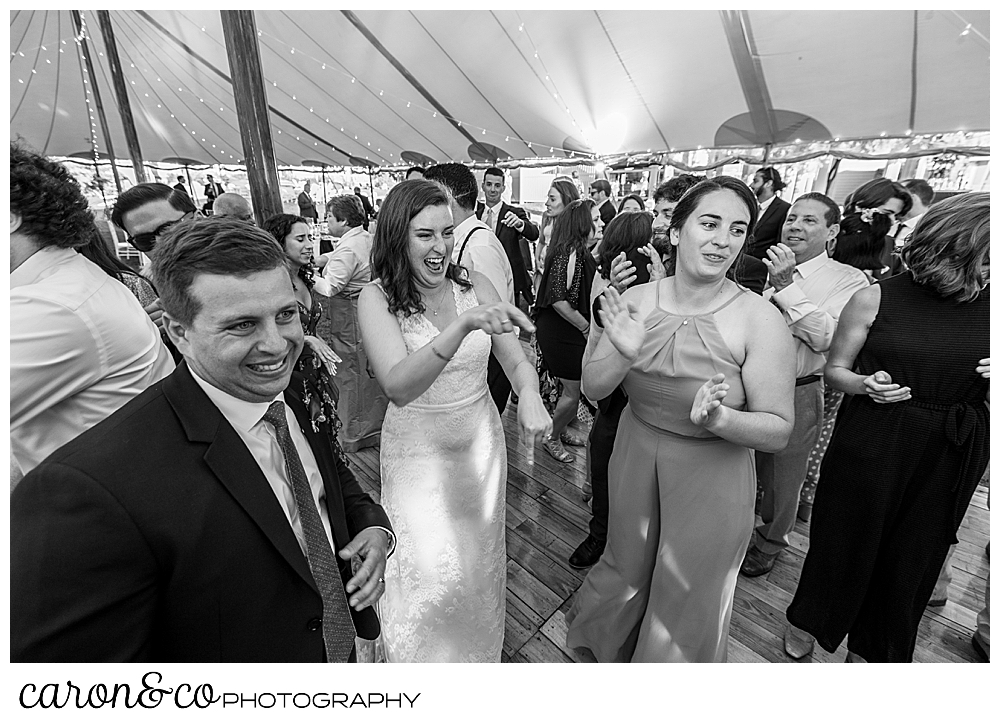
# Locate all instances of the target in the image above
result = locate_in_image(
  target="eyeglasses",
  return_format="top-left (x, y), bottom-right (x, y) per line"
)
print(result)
top-left (126, 210), bottom-right (198, 252)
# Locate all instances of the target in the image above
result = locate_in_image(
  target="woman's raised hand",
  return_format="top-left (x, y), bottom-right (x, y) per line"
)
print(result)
top-left (599, 286), bottom-right (645, 362)
top-left (637, 243), bottom-right (667, 282)
top-left (609, 252), bottom-right (637, 293)
top-left (690, 373), bottom-right (730, 428)
top-left (460, 302), bottom-right (534, 337)
top-left (304, 335), bottom-right (342, 375)
top-left (862, 370), bottom-right (911, 404)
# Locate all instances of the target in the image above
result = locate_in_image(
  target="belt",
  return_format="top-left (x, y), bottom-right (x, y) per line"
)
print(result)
top-left (795, 374), bottom-right (822, 387)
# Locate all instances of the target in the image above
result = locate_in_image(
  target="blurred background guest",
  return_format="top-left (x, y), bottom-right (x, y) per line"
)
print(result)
top-left (262, 214), bottom-right (344, 450)
top-left (569, 210), bottom-right (656, 569)
top-left (746, 166), bottom-right (790, 260)
top-left (617, 193), bottom-right (645, 214)
top-left (784, 192), bottom-right (990, 663)
top-left (533, 199), bottom-right (599, 463)
top-left (535, 179), bottom-right (580, 295)
top-left (842, 177), bottom-right (913, 279)
top-left (212, 192), bottom-right (255, 223)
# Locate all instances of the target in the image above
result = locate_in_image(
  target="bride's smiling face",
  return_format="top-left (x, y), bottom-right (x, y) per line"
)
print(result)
top-left (407, 203), bottom-right (455, 290)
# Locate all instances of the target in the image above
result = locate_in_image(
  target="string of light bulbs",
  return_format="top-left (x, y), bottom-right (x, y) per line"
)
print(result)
top-left (168, 10), bottom-right (393, 164)
top-left (72, 11), bottom-right (105, 176)
top-left (247, 19), bottom-right (595, 160)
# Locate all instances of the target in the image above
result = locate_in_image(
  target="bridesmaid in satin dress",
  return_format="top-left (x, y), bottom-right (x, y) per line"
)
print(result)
top-left (566, 177), bottom-right (796, 662)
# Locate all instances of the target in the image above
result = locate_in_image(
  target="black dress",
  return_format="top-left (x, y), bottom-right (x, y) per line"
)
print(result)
top-left (533, 246), bottom-right (596, 381)
top-left (786, 272), bottom-right (989, 662)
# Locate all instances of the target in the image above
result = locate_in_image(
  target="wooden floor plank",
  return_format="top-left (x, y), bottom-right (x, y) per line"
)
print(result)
top-left (347, 402), bottom-right (988, 663)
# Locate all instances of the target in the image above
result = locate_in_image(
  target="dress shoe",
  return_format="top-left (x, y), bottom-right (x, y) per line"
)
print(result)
top-left (740, 545), bottom-right (779, 577)
top-left (971, 632), bottom-right (989, 662)
top-left (560, 429), bottom-right (588, 447)
top-left (783, 624), bottom-right (815, 659)
top-left (569, 535), bottom-right (605, 569)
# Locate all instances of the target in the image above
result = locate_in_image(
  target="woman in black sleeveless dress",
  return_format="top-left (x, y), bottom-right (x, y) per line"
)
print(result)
top-left (784, 193), bottom-right (990, 662)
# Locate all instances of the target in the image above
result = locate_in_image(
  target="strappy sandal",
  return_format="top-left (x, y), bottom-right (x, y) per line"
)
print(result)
top-left (543, 436), bottom-right (575, 463)
top-left (560, 430), bottom-right (588, 447)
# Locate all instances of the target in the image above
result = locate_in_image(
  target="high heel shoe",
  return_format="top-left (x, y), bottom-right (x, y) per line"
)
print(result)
top-left (543, 436), bottom-right (575, 463)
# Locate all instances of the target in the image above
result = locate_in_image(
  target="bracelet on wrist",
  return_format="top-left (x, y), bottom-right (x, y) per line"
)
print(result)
top-left (431, 345), bottom-right (453, 362)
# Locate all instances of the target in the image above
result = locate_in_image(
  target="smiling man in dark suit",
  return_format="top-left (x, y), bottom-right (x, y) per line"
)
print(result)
top-left (11, 217), bottom-right (393, 663)
top-left (476, 166), bottom-right (539, 307)
top-left (746, 166), bottom-right (791, 261)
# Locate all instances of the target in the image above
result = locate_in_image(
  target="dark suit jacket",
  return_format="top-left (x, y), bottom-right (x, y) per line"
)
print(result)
top-left (11, 362), bottom-right (392, 662)
top-left (476, 201), bottom-right (539, 305)
top-left (599, 199), bottom-right (616, 228)
top-left (734, 251), bottom-right (767, 296)
top-left (747, 196), bottom-right (790, 261)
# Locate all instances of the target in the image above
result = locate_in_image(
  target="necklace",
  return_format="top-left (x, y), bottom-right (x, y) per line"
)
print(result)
top-left (424, 283), bottom-right (450, 316)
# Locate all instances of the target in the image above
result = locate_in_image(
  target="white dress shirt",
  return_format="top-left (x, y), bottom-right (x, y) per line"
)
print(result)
top-left (189, 369), bottom-right (336, 557)
top-left (322, 226), bottom-right (373, 297)
top-left (482, 201), bottom-right (504, 235)
top-left (189, 369), bottom-right (394, 558)
top-left (766, 252), bottom-right (871, 378)
top-left (758, 194), bottom-right (777, 215)
top-left (453, 214), bottom-right (514, 304)
top-left (10, 246), bottom-right (175, 475)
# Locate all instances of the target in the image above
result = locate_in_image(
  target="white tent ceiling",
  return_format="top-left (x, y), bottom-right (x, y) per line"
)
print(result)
top-left (10, 9), bottom-right (990, 168)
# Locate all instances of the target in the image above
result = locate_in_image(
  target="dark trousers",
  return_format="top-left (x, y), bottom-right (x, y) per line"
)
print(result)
top-left (586, 387), bottom-right (628, 542)
top-left (487, 351), bottom-right (511, 414)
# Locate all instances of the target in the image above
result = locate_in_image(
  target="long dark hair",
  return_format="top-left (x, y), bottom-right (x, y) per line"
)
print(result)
top-left (77, 223), bottom-right (147, 285)
top-left (546, 198), bottom-right (595, 268)
top-left (844, 178), bottom-right (913, 218)
top-left (831, 212), bottom-right (892, 271)
top-left (371, 179), bottom-right (471, 316)
top-left (598, 211), bottom-right (653, 280)
top-left (261, 213), bottom-right (314, 289)
top-left (668, 176), bottom-right (759, 283)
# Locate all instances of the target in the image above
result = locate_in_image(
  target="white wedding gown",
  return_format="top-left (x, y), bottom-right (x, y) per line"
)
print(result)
top-left (377, 280), bottom-right (506, 662)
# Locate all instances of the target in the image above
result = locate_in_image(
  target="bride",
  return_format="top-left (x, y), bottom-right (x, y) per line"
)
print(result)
top-left (358, 179), bottom-right (551, 662)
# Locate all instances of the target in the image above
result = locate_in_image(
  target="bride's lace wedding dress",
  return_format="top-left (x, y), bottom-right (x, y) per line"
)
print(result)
top-left (377, 280), bottom-right (506, 662)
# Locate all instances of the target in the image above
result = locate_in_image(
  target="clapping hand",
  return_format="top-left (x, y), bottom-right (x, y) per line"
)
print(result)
top-left (763, 243), bottom-right (797, 291)
top-left (863, 370), bottom-right (911, 404)
top-left (609, 251), bottom-right (637, 292)
top-left (461, 302), bottom-right (534, 337)
top-left (690, 373), bottom-right (730, 428)
top-left (500, 211), bottom-right (526, 232)
top-left (598, 286), bottom-right (644, 362)
top-left (516, 391), bottom-right (552, 466)
top-left (637, 243), bottom-right (667, 282)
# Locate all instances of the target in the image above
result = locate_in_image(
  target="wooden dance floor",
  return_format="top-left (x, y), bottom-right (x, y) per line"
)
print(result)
top-left (346, 405), bottom-right (990, 663)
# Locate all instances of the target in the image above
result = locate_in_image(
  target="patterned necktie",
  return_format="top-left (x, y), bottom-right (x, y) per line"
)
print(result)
top-left (262, 401), bottom-right (356, 662)
top-left (485, 207), bottom-right (494, 232)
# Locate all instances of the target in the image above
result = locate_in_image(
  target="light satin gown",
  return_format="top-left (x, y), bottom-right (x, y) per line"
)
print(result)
top-left (377, 280), bottom-right (506, 662)
top-left (566, 283), bottom-right (755, 662)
